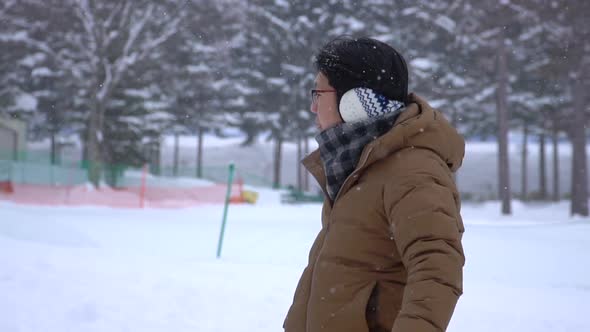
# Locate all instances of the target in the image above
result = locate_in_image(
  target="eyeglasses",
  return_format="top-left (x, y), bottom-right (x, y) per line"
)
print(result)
top-left (310, 89), bottom-right (336, 103)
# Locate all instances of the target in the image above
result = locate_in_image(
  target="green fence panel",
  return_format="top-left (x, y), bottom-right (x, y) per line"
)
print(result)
top-left (5, 161), bottom-right (87, 186)
top-left (1, 148), bottom-right (282, 189)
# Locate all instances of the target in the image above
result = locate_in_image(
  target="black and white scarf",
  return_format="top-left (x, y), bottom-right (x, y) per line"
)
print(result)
top-left (315, 110), bottom-right (403, 200)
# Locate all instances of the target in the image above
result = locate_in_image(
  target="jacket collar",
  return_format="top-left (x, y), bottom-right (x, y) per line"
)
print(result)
top-left (302, 93), bottom-right (465, 202)
top-left (302, 95), bottom-right (421, 197)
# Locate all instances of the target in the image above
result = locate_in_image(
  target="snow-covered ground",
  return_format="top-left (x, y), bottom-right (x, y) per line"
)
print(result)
top-left (0, 190), bottom-right (589, 332)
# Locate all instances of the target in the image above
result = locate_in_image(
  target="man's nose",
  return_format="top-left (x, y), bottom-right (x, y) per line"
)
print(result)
top-left (310, 102), bottom-right (318, 114)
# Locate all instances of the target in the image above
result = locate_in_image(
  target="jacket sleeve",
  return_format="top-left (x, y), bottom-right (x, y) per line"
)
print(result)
top-left (385, 158), bottom-right (465, 332)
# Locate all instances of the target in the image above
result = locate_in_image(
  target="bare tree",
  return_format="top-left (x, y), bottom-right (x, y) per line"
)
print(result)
top-left (521, 122), bottom-right (529, 201)
top-left (556, 1), bottom-right (590, 216)
top-left (569, 76), bottom-right (589, 216)
top-left (74, 1), bottom-right (181, 185)
top-left (538, 121), bottom-right (548, 200)
top-left (4, 0), bottom-right (182, 185)
top-left (496, 30), bottom-right (512, 214)
top-left (551, 116), bottom-right (560, 202)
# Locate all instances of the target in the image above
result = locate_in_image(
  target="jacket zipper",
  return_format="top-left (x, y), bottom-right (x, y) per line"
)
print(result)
top-left (305, 145), bottom-right (375, 331)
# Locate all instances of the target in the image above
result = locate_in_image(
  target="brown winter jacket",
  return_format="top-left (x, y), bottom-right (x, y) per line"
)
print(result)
top-left (284, 93), bottom-right (465, 332)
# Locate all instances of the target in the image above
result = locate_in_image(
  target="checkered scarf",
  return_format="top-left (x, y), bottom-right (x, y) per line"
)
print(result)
top-left (316, 110), bottom-right (403, 200)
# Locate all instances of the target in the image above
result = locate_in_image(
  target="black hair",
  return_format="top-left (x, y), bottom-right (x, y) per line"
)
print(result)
top-left (314, 36), bottom-right (409, 105)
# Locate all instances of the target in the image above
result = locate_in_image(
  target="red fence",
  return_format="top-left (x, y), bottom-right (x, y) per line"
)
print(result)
top-left (0, 160), bottom-right (247, 208)
top-left (0, 182), bottom-right (243, 208)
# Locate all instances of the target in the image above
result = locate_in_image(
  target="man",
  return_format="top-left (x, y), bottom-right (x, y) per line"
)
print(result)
top-left (283, 36), bottom-right (465, 332)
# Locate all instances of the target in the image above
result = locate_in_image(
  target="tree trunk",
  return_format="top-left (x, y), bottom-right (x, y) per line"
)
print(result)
top-left (297, 134), bottom-right (302, 191)
top-left (82, 137), bottom-right (88, 163)
top-left (86, 104), bottom-right (103, 187)
top-left (570, 79), bottom-right (588, 217)
top-left (50, 132), bottom-right (58, 165)
top-left (552, 119), bottom-right (560, 202)
top-left (273, 135), bottom-right (283, 189)
top-left (304, 136), bottom-right (310, 192)
top-left (173, 133), bottom-right (180, 177)
top-left (539, 125), bottom-right (547, 200)
top-left (196, 125), bottom-right (203, 178)
top-left (496, 32), bottom-right (512, 215)
top-left (150, 140), bottom-right (161, 176)
top-left (521, 122), bottom-right (528, 201)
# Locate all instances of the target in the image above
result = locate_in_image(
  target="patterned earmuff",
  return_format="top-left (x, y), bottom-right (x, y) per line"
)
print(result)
top-left (338, 88), bottom-right (405, 123)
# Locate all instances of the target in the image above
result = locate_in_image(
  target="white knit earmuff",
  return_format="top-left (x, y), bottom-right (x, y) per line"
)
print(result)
top-left (338, 88), bottom-right (405, 123)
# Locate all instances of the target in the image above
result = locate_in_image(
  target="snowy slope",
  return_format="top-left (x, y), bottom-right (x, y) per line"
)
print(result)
top-left (0, 190), bottom-right (588, 332)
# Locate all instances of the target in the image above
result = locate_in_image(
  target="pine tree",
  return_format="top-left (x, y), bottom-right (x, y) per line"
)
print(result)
top-left (161, 0), bottom-right (234, 178)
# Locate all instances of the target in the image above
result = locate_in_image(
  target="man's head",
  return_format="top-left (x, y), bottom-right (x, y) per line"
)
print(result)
top-left (311, 36), bottom-right (409, 130)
